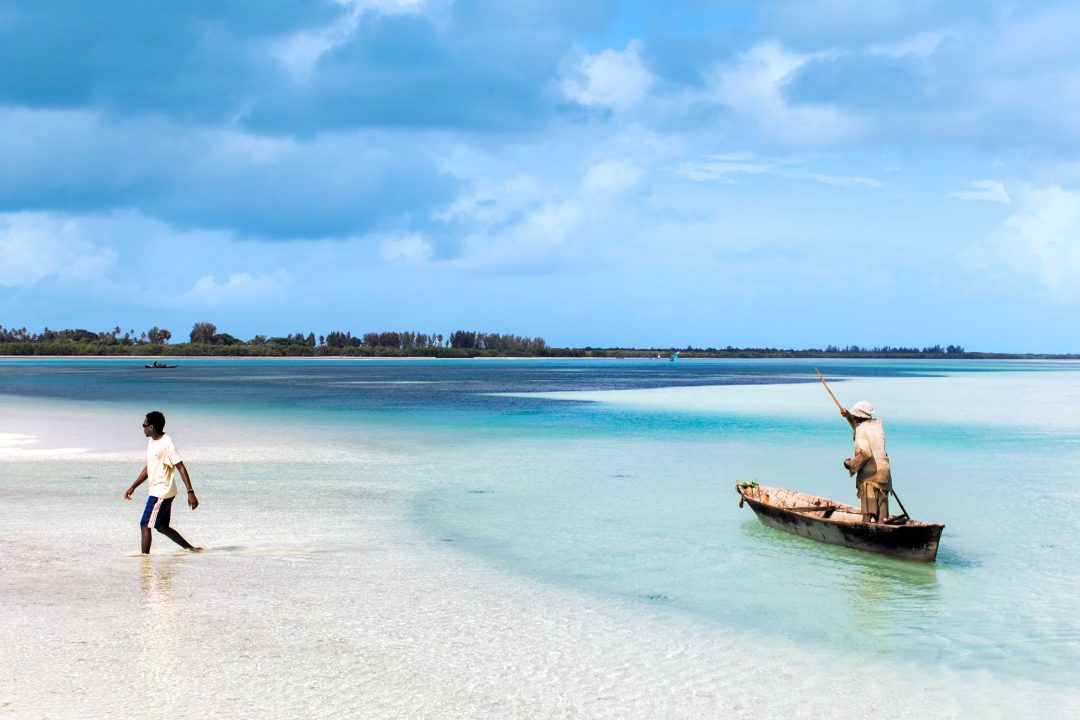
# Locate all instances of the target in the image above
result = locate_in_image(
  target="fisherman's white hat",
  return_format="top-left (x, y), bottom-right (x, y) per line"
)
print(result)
top-left (849, 400), bottom-right (874, 419)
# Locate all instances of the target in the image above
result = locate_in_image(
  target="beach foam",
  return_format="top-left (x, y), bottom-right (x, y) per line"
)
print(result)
top-left (0, 431), bottom-right (90, 459)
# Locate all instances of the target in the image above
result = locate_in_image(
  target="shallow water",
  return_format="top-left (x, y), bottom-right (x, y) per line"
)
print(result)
top-left (1, 358), bottom-right (1078, 718)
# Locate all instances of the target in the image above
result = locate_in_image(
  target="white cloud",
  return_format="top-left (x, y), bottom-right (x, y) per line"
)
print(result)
top-left (713, 42), bottom-right (806, 108)
top-left (560, 40), bottom-right (654, 112)
top-left (790, 171), bottom-right (882, 187)
top-left (380, 234), bottom-right (433, 264)
top-left (868, 30), bottom-right (947, 59)
top-left (0, 213), bottom-right (115, 287)
top-left (676, 154), bottom-right (882, 187)
top-left (183, 268), bottom-right (292, 305)
top-left (707, 42), bottom-right (860, 146)
top-left (949, 180), bottom-right (1011, 204)
top-left (271, 0), bottom-right (428, 81)
top-left (976, 186), bottom-right (1080, 299)
top-left (452, 159), bottom-right (645, 269)
top-left (437, 175), bottom-right (546, 228)
top-left (581, 159), bottom-right (645, 198)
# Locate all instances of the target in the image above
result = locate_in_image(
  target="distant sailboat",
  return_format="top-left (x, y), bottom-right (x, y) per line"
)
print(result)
top-left (670, 351), bottom-right (679, 361)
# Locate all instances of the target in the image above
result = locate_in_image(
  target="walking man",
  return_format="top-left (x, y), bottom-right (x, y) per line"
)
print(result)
top-left (841, 401), bottom-right (892, 523)
top-left (123, 411), bottom-right (202, 554)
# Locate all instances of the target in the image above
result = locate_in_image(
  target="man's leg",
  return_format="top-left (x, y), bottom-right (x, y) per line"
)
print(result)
top-left (145, 496), bottom-right (201, 552)
top-left (868, 487), bottom-right (885, 523)
top-left (139, 496), bottom-right (159, 554)
top-left (141, 525), bottom-right (152, 554)
top-left (863, 485), bottom-right (888, 523)
top-left (156, 526), bottom-right (202, 552)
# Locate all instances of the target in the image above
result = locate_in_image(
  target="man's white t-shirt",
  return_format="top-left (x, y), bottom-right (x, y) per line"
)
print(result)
top-left (146, 434), bottom-right (182, 499)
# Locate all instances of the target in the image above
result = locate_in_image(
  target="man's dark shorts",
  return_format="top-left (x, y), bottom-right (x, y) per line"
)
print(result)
top-left (140, 496), bottom-right (173, 529)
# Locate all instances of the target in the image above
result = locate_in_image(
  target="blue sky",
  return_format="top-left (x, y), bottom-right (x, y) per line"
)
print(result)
top-left (1, 0), bottom-right (1078, 351)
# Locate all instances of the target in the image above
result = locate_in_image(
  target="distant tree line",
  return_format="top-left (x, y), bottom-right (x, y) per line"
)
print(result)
top-left (0, 324), bottom-right (174, 355)
top-left (1, 322), bottom-right (1076, 358)
top-left (0, 322), bottom-right (547, 357)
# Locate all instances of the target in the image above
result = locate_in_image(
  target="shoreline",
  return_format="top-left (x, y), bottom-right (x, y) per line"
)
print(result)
top-left (2, 354), bottom-right (1079, 362)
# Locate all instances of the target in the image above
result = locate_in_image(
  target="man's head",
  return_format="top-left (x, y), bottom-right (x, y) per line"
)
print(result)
top-left (849, 401), bottom-right (875, 421)
top-left (143, 411), bottom-right (166, 437)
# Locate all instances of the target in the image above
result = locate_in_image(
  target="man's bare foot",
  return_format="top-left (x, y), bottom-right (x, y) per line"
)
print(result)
top-left (189, 546), bottom-right (205, 553)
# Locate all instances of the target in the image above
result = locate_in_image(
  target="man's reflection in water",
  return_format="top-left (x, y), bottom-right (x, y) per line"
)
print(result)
top-left (141, 555), bottom-right (177, 603)
top-left (137, 556), bottom-right (185, 699)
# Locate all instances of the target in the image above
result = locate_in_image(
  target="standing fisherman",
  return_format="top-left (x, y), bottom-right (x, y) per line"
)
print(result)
top-left (814, 370), bottom-right (897, 524)
top-left (840, 401), bottom-right (892, 523)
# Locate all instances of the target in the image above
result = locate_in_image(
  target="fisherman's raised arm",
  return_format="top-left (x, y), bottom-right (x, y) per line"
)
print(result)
top-left (840, 407), bottom-right (857, 425)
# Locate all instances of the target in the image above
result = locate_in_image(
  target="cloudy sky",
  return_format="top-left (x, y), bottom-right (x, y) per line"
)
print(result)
top-left (2, 0), bottom-right (1079, 351)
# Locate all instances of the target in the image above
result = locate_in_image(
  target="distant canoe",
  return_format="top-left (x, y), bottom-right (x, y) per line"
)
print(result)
top-left (144, 363), bottom-right (177, 369)
top-left (736, 483), bottom-right (944, 562)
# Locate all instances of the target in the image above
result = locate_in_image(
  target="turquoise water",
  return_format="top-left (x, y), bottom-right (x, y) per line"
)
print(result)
top-left (416, 373), bottom-right (1080, 685)
top-left (2, 357), bottom-right (1079, 716)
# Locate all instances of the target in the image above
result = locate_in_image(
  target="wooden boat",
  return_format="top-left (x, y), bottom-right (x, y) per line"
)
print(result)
top-left (736, 483), bottom-right (944, 562)
top-left (144, 362), bottom-right (177, 368)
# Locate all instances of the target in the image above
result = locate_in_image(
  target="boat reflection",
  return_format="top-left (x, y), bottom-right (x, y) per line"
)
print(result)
top-left (742, 519), bottom-right (943, 648)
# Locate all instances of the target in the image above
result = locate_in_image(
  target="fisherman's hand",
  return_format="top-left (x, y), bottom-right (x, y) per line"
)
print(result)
top-left (123, 487), bottom-right (134, 501)
top-left (187, 491), bottom-right (199, 510)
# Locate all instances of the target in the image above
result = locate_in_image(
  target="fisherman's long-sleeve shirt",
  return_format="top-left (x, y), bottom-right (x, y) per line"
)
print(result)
top-left (847, 419), bottom-right (892, 493)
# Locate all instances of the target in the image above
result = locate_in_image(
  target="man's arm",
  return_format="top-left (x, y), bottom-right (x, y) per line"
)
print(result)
top-left (844, 431), bottom-right (872, 476)
top-left (839, 408), bottom-right (857, 434)
top-left (176, 461), bottom-right (198, 510)
top-left (124, 466), bottom-right (148, 500)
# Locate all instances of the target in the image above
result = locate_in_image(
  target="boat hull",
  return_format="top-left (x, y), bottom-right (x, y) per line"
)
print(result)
top-left (738, 485), bottom-right (943, 562)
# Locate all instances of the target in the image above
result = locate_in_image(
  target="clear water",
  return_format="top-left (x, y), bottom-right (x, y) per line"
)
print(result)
top-left (2, 358), bottom-right (1078, 718)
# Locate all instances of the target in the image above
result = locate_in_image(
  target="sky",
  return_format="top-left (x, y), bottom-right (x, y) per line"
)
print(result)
top-left (1, 0), bottom-right (1079, 352)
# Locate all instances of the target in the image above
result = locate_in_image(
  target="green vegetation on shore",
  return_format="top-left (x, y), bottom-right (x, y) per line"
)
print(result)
top-left (0, 323), bottom-right (1075, 359)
